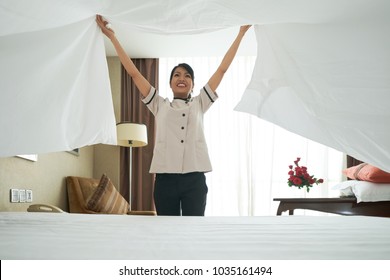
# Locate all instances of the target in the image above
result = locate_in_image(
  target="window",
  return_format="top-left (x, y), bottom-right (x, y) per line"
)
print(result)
top-left (159, 56), bottom-right (343, 216)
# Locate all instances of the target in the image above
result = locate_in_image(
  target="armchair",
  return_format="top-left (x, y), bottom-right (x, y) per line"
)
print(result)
top-left (66, 175), bottom-right (156, 215)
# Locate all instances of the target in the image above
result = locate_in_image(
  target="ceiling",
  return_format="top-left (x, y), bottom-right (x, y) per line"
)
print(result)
top-left (103, 25), bottom-right (257, 58)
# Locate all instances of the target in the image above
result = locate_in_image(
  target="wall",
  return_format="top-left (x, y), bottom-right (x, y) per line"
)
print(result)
top-left (0, 148), bottom-right (94, 212)
top-left (0, 57), bottom-right (122, 212)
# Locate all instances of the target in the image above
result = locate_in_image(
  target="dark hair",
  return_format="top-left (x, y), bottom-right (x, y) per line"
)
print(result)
top-left (169, 63), bottom-right (194, 84)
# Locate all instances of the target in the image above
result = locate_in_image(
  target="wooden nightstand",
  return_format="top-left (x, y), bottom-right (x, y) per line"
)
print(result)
top-left (273, 197), bottom-right (390, 217)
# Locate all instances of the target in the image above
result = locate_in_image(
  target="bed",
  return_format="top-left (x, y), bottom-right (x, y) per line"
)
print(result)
top-left (1, 212), bottom-right (390, 260)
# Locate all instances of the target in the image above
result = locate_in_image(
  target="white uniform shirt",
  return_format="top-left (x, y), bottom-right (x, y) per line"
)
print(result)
top-left (142, 84), bottom-right (218, 174)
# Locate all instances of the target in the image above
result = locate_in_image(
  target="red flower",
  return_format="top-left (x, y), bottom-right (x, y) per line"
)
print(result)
top-left (287, 157), bottom-right (324, 192)
top-left (293, 177), bottom-right (302, 185)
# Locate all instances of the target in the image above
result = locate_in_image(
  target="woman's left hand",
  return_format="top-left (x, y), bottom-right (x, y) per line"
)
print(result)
top-left (96, 14), bottom-right (115, 40)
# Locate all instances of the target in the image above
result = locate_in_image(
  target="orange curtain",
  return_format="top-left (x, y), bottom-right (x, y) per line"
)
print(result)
top-left (120, 59), bottom-right (158, 211)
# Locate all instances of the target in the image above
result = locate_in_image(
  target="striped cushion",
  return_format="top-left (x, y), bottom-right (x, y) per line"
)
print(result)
top-left (86, 174), bottom-right (129, 214)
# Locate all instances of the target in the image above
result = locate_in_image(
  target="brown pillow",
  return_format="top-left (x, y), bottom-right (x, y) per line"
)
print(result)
top-left (343, 163), bottom-right (390, 183)
top-left (86, 174), bottom-right (129, 214)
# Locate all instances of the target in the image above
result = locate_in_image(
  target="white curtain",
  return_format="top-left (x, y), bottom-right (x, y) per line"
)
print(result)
top-left (160, 57), bottom-right (344, 216)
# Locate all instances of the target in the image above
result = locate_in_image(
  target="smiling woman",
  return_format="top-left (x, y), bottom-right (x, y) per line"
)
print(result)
top-left (170, 63), bottom-right (194, 100)
top-left (96, 15), bottom-right (252, 216)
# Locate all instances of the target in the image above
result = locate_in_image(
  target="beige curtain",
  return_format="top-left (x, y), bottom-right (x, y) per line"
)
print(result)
top-left (120, 59), bottom-right (158, 211)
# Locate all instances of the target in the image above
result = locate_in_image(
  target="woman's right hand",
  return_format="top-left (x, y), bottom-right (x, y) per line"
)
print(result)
top-left (95, 14), bottom-right (152, 97)
top-left (96, 14), bottom-right (115, 40)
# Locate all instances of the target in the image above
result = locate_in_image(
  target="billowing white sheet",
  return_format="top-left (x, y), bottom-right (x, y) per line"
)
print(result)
top-left (0, 1), bottom-right (117, 155)
top-left (1, 1), bottom-right (389, 171)
top-left (235, 15), bottom-right (390, 172)
top-left (1, 213), bottom-right (390, 259)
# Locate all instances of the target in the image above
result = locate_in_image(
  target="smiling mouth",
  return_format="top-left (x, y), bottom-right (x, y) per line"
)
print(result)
top-left (177, 83), bottom-right (186, 87)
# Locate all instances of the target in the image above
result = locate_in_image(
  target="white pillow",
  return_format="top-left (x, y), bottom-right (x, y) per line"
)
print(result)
top-left (351, 181), bottom-right (390, 203)
top-left (332, 180), bottom-right (390, 202)
top-left (331, 180), bottom-right (357, 197)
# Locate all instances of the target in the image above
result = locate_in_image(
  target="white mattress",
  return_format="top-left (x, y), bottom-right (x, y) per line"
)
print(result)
top-left (1, 212), bottom-right (390, 260)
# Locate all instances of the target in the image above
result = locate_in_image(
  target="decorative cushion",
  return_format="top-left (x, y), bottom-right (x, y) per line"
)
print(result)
top-left (343, 163), bottom-right (390, 183)
top-left (86, 174), bottom-right (129, 214)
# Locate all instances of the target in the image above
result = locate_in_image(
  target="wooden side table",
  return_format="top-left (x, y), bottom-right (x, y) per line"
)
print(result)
top-left (273, 197), bottom-right (390, 217)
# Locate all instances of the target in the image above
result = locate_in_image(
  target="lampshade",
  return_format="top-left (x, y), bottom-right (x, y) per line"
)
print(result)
top-left (116, 122), bottom-right (148, 147)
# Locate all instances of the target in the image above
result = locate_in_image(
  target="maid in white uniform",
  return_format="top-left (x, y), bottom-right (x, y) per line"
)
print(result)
top-left (96, 15), bottom-right (251, 215)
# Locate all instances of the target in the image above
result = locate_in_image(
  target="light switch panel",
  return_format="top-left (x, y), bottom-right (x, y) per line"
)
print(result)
top-left (10, 189), bottom-right (19, 203)
top-left (19, 189), bottom-right (26, 202)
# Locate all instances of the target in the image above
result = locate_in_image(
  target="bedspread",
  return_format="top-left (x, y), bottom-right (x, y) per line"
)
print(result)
top-left (1, 213), bottom-right (389, 260)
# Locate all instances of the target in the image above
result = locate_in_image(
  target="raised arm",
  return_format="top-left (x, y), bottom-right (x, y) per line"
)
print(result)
top-left (208, 25), bottom-right (252, 93)
top-left (96, 15), bottom-right (151, 98)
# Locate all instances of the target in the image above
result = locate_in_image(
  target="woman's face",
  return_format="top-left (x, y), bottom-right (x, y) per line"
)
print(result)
top-left (170, 67), bottom-right (194, 98)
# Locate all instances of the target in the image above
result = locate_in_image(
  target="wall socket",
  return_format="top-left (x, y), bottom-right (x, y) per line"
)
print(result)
top-left (10, 189), bottom-right (33, 203)
top-left (26, 190), bottom-right (33, 202)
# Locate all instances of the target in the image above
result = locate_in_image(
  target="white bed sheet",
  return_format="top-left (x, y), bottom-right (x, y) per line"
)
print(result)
top-left (1, 212), bottom-right (389, 260)
top-left (1, 0), bottom-right (390, 172)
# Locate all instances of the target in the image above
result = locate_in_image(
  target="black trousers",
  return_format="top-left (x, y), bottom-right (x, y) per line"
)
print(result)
top-left (154, 172), bottom-right (208, 216)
